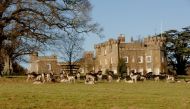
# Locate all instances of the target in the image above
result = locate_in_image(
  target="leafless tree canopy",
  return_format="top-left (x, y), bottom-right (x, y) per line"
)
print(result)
top-left (57, 33), bottom-right (84, 63)
top-left (55, 32), bottom-right (85, 74)
top-left (0, 0), bottom-right (102, 74)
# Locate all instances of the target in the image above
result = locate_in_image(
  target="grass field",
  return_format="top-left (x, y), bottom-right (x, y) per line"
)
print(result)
top-left (0, 77), bottom-right (190, 109)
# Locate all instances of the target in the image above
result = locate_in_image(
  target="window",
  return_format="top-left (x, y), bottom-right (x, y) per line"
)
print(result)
top-left (137, 56), bottom-right (143, 63)
top-left (123, 56), bottom-right (128, 63)
top-left (104, 49), bottom-right (107, 55)
top-left (146, 56), bottom-right (152, 63)
top-left (111, 57), bottom-right (113, 64)
top-left (132, 56), bottom-right (135, 63)
top-left (105, 59), bottom-right (107, 65)
top-left (47, 63), bottom-right (51, 71)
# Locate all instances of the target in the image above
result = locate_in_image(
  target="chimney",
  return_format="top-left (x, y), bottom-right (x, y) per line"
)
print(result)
top-left (118, 34), bottom-right (125, 43)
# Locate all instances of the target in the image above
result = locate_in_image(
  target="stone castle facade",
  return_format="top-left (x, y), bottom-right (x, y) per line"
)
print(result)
top-left (28, 53), bottom-right (80, 74)
top-left (94, 35), bottom-right (167, 75)
top-left (28, 52), bottom-right (61, 74)
top-left (28, 35), bottom-right (167, 75)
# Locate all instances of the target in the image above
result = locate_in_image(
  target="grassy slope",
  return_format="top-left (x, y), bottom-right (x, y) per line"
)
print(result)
top-left (0, 77), bottom-right (190, 109)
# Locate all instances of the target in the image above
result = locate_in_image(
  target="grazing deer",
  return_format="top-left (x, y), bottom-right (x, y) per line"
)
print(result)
top-left (107, 75), bottom-right (113, 82)
top-left (124, 78), bottom-right (134, 83)
top-left (116, 77), bottom-right (121, 83)
top-left (85, 74), bottom-right (95, 84)
top-left (166, 75), bottom-right (175, 83)
top-left (60, 78), bottom-right (69, 83)
top-left (184, 79), bottom-right (190, 83)
top-left (66, 74), bottom-right (75, 83)
top-left (76, 72), bottom-right (81, 80)
top-left (46, 73), bottom-right (52, 82)
top-left (154, 76), bottom-right (160, 82)
top-left (140, 76), bottom-right (146, 81)
top-left (97, 73), bottom-right (102, 81)
top-left (130, 73), bottom-right (138, 83)
top-left (97, 71), bottom-right (103, 81)
top-left (33, 81), bottom-right (43, 84)
top-left (26, 72), bottom-right (38, 82)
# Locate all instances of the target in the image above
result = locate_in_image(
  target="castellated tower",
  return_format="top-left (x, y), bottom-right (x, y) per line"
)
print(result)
top-left (143, 36), bottom-right (167, 75)
top-left (80, 51), bottom-right (95, 73)
top-left (120, 35), bottom-right (167, 75)
top-left (83, 51), bottom-right (94, 59)
top-left (29, 52), bottom-right (38, 62)
top-left (28, 52), bottom-right (38, 73)
top-left (94, 34), bottom-right (123, 74)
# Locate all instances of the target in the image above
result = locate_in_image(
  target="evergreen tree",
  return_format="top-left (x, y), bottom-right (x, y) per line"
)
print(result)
top-left (163, 27), bottom-right (190, 75)
top-left (117, 58), bottom-right (127, 78)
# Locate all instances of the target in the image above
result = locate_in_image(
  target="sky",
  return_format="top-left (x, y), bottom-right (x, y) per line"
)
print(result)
top-left (21, 0), bottom-right (190, 68)
top-left (84, 0), bottom-right (190, 51)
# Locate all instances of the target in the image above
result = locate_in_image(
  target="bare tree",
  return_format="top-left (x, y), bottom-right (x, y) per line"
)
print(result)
top-left (56, 32), bottom-right (84, 75)
top-left (0, 0), bottom-right (102, 75)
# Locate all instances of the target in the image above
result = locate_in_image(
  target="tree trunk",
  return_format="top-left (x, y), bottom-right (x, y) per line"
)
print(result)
top-left (2, 54), bottom-right (13, 75)
top-left (176, 61), bottom-right (187, 75)
top-left (69, 63), bottom-right (72, 75)
top-left (176, 67), bottom-right (187, 75)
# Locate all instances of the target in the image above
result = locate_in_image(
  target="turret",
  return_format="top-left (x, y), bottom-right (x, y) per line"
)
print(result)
top-left (118, 34), bottom-right (125, 43)
top-left (30, 52), bottom-right (38, 62)
top-left (83, 51), bottom-right (94, 59)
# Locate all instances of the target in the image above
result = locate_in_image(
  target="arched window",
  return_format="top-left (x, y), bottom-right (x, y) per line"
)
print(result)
top-left (123, 56), bottom-right (128, 63)
top-left (146, 56), bottom-right (152, 63)
top-left (137, 56), bottom-right (143, 63)
top-left (47, 63), bottom-right (51, 71)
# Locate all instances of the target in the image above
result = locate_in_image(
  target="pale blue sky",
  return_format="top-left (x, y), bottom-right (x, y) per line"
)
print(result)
top-left (84, 0), bottom-right (190, 51)
top-left (21, 0), bottom-right (190, 67)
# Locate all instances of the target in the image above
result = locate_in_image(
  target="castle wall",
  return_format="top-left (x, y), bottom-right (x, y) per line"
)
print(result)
top-left (28, 54), bottom-right (61, 74)
top-left (94, 35), bottom-right (167, 75)
top-left (37, 59), bottom-right (61, 74)
top-left (28, 35), bottom-right (167, 75)
top-left (95, 38), bottom-right (119, 74)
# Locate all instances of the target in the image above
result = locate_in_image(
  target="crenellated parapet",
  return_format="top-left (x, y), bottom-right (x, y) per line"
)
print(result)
top-left (38, 55), bottom-right (57, 61)
top-left (29, 53), bottom-right (57, 63)
top-left (144, 36), bottom-right (166, 47)
top-left (124, 42), bottom-right (145, 49)
top-left (95, 34), bottom-right (126, 49)
top-left (95, 39), bottom-right (118, 49)
top-left (83, 51), bottom-right (94, 59)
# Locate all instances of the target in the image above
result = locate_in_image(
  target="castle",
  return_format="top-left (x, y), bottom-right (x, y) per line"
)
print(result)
top-left (28, 35), bottom-right (167, 75)
top-left (28, 52), bottom-right (80, 74)
top-left (94, 34), bottom-right (167, 75)
top-left (28, 52), bottom-right (61, 74)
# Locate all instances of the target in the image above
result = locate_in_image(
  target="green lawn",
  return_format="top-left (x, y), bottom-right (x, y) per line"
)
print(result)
top-left (0, 77), bottom-right (190, 109)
